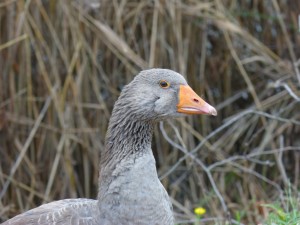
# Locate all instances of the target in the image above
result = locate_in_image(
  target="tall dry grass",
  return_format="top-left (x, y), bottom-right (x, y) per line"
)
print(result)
top-left (0, 0), bottom-right (300, 224)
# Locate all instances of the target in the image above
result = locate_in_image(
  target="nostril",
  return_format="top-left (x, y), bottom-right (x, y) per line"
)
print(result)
top-left (193, 98), bottom-right (199, 103)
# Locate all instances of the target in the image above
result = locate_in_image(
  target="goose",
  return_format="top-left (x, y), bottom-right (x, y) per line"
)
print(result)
top-left (2, 68), bottom-right (217, 225)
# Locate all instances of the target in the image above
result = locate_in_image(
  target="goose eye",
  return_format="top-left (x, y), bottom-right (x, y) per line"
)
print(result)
top-left (159, 80), bottom-right (170, 89)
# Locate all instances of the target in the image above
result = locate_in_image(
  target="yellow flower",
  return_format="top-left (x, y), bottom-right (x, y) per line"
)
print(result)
top-left (194, 207), bottom-right (206, 216)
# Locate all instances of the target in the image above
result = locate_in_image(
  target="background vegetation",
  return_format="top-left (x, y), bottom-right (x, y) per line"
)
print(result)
top-left (0, 0), bottom-right (299, 224)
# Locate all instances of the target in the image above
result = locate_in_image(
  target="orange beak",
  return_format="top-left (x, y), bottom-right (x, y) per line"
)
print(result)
top-left (177, 85), bottom-right (217, 116)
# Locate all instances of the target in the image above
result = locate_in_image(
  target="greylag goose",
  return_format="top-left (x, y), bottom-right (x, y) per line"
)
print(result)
top-left (2, 69), bottom-right (217, 225)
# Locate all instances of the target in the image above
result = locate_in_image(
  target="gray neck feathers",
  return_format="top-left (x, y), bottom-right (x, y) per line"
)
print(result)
top-left (97, 85), bottom-right (156, 202)
top-left (100, 83), bottom-right (155, 170)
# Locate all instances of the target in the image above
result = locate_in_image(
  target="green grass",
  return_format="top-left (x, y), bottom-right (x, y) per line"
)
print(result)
top-left (262, 189), bottom-right (300, 225)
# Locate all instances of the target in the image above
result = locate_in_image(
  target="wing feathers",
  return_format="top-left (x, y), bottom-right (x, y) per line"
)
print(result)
top-left (3, 199), bottom-right (98, 225)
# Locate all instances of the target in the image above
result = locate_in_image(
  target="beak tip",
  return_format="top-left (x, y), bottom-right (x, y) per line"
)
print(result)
top-left (211, 110), bottom-right (217, 116)
top-left (209, 106), bottom-right (217, 116)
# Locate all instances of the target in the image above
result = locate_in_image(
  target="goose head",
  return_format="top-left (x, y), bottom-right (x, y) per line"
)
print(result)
top-left (115, 68), bottom-right (217, 121)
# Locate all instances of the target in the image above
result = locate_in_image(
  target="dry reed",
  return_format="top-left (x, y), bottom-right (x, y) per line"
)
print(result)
top-left (0, 0), bottom-right (299, 224)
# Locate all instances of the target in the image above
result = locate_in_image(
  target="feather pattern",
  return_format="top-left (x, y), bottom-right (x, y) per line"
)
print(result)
top-left (4, 199), bottom-right (99, 225)
top-left (2, 69), bottom-right (215, 225)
